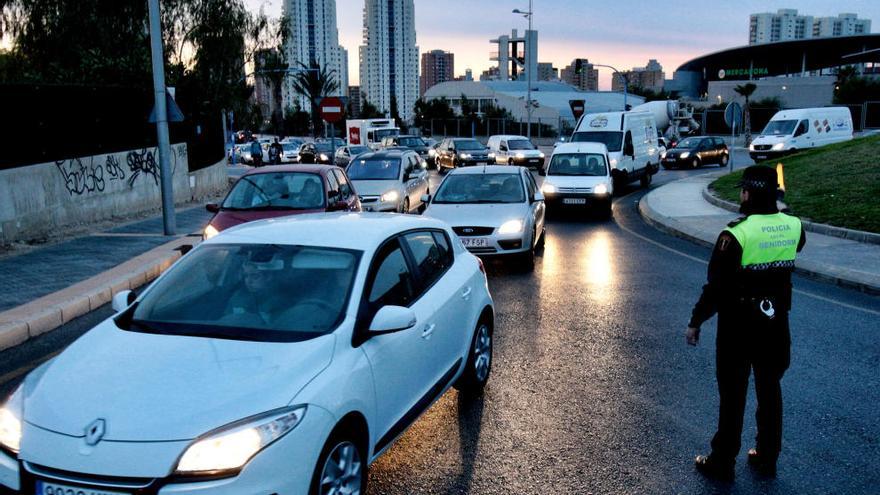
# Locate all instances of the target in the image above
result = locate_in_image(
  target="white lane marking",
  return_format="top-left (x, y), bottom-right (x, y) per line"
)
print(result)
top-left (615, 201), bottom-right (880, 317)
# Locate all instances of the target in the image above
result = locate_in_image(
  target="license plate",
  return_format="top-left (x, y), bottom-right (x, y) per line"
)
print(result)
top-left (475, 162), bottom-right (487, 166)
top-left (755, 155), bottom-right (767, 160)
top-left (529, 159), bottom-right (539, 163)
top-left (36, 480), bottom-right (129, 495)
top-left (461, 237), bottom-right (490, 248)
top-left (563, 198), bottom-right (587, 205)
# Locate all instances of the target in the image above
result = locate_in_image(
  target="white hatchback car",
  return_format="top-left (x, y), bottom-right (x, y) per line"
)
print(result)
top-left (347, 150), bottom-right (429, 213)
top-left (540, 142), bottom-right (614, 218)
top-left (422, 165), bottom-right (546, 270)
top-left (0, 214), bottom-right (494, 495)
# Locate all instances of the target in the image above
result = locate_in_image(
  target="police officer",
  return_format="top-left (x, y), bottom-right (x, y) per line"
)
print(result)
top-left (686, 165), bottom-right (806, 481)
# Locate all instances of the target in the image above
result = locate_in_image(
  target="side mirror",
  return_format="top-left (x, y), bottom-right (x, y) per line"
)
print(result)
top-left (112, 290), bottom-right (136, 313)
top-left (369, 305), bottom-right (417, 333)
top-left (420, 193), bottom-right (431, 204)
top-left (532, 192), bottom-right (545, 203)
top-left (206, 203), bottom-right (220, 213)
top-left (327, 200), bottom-right (348, 212)
top-left (538, 167), bottom-right (547, 176)
top-left (327, 189), bottom-right (339, 199)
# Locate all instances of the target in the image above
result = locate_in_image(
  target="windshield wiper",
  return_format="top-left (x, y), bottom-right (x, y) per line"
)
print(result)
top-left (239, 176), bottom-right (269, 200)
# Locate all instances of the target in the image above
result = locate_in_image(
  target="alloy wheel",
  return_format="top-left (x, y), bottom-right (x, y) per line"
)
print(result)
top-left (474, 323), bottom-right (492, 382)
top-left (319, 441), bottom-right (363, 495)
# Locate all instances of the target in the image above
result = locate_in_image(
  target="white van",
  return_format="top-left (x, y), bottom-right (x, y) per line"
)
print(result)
top-left (486, 135), bottom-right (546, 171)
top-left (540, 142), bottom-right (614, 217)
top-left (571, 111), bottom-right (660, 188)
top-left (749, 107), bottom-right (853, 161)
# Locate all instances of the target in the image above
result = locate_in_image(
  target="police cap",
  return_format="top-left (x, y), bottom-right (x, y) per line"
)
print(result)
top-left (736, 165), bottom-right (778, 192)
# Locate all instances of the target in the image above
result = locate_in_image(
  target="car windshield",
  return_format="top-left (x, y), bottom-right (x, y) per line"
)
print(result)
top-left (507, 139), bottom-right (535, 150)
top-left (675, 138), bottom-right (704, 148)
top-left (224, 173), bottom-right (325, 210)
top-left (282, 143), bottom-right (298, 151)
top-left (349, 145), bottom-right (370, 155)
top-left (548, 153), bottom-right (608, 176)
top-left (570, 131), bottom-right (623, 152)
top-left (454, 140), bottom-right (485, 151)
top-left (125, 244), bottom-right (360, 342)
top-left (398, 137), bottom-right (425, 146)
top-left (347, 158), bottom-right (401, 180)
top-left (314, 142), bottom-right (334, 152)
top-left (433, 173), bottom-right (525, 204)
top-left (762, 120), bottom-right (798, 136)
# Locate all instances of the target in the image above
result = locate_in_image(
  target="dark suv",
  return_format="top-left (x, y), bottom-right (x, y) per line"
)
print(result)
top-left (435, 138), bottom-right (493, 172)
top-left (661, 137), bottom-right (729, 169)
top-left (380, 135), bottom-right (431, 161)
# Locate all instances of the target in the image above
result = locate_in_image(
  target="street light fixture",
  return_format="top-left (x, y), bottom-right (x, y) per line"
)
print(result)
top-left (512, 0), bottom-right (533, 139)
top-left (592, 63), bottom-right (629, 110)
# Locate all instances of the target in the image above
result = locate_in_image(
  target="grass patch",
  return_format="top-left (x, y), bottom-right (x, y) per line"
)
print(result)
top-left (710, 135), bottom-right (880, 233)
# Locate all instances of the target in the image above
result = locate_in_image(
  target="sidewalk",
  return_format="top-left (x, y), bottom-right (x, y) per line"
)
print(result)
top-left (639, 174), bottom-right (880, 294)
top-left (0, 206), bottom-right (213, 351)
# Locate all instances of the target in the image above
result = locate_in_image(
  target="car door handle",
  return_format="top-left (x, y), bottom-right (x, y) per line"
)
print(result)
top-left (461, 287), bottom-right (472, 300)
top-left (421, 323), bottom-right (435, 339)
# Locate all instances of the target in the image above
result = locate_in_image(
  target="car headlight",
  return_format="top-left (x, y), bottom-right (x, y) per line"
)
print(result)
top-left (488, 152), bottom-right (495, 159)
top-left (609, 158), bottom-right (618, 167)
top-left (515, 153), bottom-right (525, 159)
top-left (541, 183), bottom-right (557, 194)
top-left (538, 152), bottom-right (545, 158)
top-left (498, 219), bottom-right (524, 234)
top-left (0, 385), bottom-right (23, 455)
top-left (459, 153), bottom-right (471, 159)
top-left (175, 406), bottom-right (306, 476)
top-left (381, 190), bottom-right (400, 203)
top-left (319, 153), bottom-right (329, 161)
top-left (749, 144), bottom-right (756, 151)
top-left (204, 224), bottom-right (219, 240)
top-left (594, 183), bottom-right (608, 195)
top-left (680, 152), bottom-right (690, 159)
top-left (428, 149), bottom-right (437, 157)
top-left (660, 151), bottom-right (667, 159)
top-left (772, 143), bottom-right (785, 151)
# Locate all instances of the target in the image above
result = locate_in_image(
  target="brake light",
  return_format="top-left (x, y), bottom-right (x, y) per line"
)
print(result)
top-left (477, 257), bottom-right (485, 274)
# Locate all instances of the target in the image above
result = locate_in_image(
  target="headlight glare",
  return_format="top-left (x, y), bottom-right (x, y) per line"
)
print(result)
top-left (428, 149), bottom-right (437, 157)
top-left (749, 144), bottom-right (755, 151)
top-left (319, 153), bottom-right (329, 161)
top-left (175, 406), bottom-right (305, 475)
top-left (538, 152), bottom-right (545, 158)
top-left (0, 386), bottom-right (23, 454)
top-left (541, 183), bottom-right (557, 194)
top-left (459, 153), bottom-right (471, 159)
top-left (381, 190), bottom-right (400, 203)
top-left (204, 224), bottom-right (220, 240)
top-left (594, 183), bottom-right (608, 195)
top-left (680, 152), bottom-right (690, 159)
top-left (515, 153), bottom-right (525, 159)
top-left (772, 143), bottom-right (785, 151)
top-left (498, 219), bottom-right (524, 234)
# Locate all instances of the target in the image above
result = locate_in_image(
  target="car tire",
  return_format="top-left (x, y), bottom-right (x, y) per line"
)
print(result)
top-left (536, 227), bottom-right (546, 251)
top-left (640, 169), bottom-right (652, 188)
top-left (508, 159), bottom-right (514, 166)
top-left (418, 190), bottom-right (429, 214)
top-left (691, 158), bottom-right (700, 169)
top-left (518, 241), bottom-right (536, 272)
top-left (720, 153), bottom-right (729, 166)
top-left (309, 429), bottom-right (368, 495)
top-left (454, 317), bottom-right (493, 397)
top-left (400, 197), bottom-right (410, 214)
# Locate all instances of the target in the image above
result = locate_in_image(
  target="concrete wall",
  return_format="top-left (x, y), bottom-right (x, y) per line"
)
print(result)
top-left (708, 76), bottom-right (836, 109)
top-left (0, 144), bottom-right (226, 244)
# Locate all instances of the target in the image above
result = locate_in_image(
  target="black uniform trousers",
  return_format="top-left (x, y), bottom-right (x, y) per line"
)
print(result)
top-left (710, 308), bottom-right (791, 466)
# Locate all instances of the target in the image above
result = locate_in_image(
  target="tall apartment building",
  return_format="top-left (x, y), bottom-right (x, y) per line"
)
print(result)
top-left (348, 86), bottom-right (361, 117)
top-left (360, 0), bottom-right (419, 122)
top-left (253, 48), bottom-right (283, 121)
top-left (281, 0), bottom-right (348, 112)
top-left (537, 62), bottom-right (557, 81)
top-left (560, 59), bottom-right (598, 91)
top-left (420, 50), bottom-right (454, 96)
top-left (750, 9), bottom-right (871, 44)
top-left (612, 59), bottom-right (665, 92)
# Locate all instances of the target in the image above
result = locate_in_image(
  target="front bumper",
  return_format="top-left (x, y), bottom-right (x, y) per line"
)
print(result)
top-left (455, 232), bottom-right (529, 256)
top-left (749, 149), bottom-right (787, 161)
top-left (1, 407), bottom-right (335, 495)
top-left (544, 193), bottom-right (611, 209)
top-left (456, 157), bottom-right (492, 167)
top-left (508, 156), bottom-right (545, 168)
top-left (358, 196), bottom-right (399, 212)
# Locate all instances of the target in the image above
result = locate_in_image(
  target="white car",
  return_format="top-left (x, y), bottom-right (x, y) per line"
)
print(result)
top-left (486, 135), bottom-right (546, 171)
top-left (540, 142), bottom-right (614, 218)
top-left (0, 214), bottom-right (494, 495)
top-left (346, 150), bottom-right (430, 213)
top-left (422, 165), bottom-right (546, 270)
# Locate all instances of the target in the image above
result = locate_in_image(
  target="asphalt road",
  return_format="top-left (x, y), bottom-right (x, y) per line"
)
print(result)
top-left (2, 159), bottom-right (878, 494)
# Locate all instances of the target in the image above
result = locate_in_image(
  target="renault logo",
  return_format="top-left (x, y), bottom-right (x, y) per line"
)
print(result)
top-left (85, 419), bottom-right (106, 446)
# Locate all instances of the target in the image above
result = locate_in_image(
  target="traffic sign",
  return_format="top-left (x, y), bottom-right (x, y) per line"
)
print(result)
top-left (724, 102), bottom-right (743, 129)
top-left (569, 100), bottom-right (586, 121)
top-left (320, 97), bottom-right (345, 123)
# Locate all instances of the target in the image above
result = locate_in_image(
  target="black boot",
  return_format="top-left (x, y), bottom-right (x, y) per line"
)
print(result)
top-left (695, 455), bottom-right (735, 482)
top-left (747, 448), bottom-right (777, 477)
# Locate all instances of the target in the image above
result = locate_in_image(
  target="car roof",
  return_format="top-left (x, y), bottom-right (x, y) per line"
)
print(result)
top-left (357, 150), bottom-right (409, 160)
top-left (242, 165), bottom-right (336, 176)
top-left (207, 213), bottom-right (450, 250)
top-left (447, 165), bottom-right (522, 175)
top-left (552, 142), bottom-right (609, 154)
top-left (452, 138), bottom-right (481, 142)
top-left (490, 135), bottom-right (529, 140)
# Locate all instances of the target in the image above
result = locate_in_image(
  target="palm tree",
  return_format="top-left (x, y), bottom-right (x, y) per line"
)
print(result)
top-left (734, 82), bottom-right (757, 145)
top-left (290, 61), bottom-right (340, 137)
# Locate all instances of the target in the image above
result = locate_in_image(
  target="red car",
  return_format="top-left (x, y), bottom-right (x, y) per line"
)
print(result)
top-left (203, 165), bottom-right (361, 238)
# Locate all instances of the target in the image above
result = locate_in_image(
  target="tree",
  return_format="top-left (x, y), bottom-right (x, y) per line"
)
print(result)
top-left (734, 82), bottom-right (757, 145)
top-left (413, 98), bottom-right (455, 130)
top-left (834, 66), bottom-right (880, 105)
top-left (359, 99), bottom-right (384, 119)
top-left (289, 61), bottom-right (339, 137)
top-left (283, 104), bottom-right (310, 136)
top-left (629, 86), bottom-right (671, 102)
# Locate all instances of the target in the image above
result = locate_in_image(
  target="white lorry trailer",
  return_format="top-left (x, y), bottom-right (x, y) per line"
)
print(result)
top-left (346, 119), bottom-right (400, 149)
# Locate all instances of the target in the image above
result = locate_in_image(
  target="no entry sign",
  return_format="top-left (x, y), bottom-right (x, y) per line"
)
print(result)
top-left (320, 97), bottom-right (345, 123)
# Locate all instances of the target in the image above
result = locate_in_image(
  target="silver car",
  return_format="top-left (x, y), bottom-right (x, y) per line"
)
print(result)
top-left (346, 150), bottom-right (430, 213)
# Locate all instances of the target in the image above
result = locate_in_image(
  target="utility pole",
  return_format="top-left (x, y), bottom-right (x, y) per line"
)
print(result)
top-left (513, 1), bottom-right (534, 139)
top-left (147, 0), bottom-right (176, 235)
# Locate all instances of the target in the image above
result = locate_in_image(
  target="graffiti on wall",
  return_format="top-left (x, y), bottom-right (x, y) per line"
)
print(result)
top-left (56, 146), bottom-right (182, 196)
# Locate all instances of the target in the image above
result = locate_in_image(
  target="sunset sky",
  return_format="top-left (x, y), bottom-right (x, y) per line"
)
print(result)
top-left (246, 0), bottom-right (880, 89)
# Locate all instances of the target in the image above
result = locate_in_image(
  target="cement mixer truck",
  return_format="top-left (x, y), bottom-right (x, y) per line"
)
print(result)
top-left (630, 100), bottom-right (701, 143)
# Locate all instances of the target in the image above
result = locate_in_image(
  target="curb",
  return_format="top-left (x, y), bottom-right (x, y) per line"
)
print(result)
top-left (639, 185), bottom-right (880, 295)
top-left (701, 185), bottom-right (880, 246)
top-left (0, 236), bottom-right (198, 353)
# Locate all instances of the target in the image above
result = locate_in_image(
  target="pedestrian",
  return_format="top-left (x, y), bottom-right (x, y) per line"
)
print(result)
top-left (250, 137), bottom-right (263, 167)
top-left (686, 165), bottom-right (806, 481)
top-left (270, 137), bottom-right (283, 165)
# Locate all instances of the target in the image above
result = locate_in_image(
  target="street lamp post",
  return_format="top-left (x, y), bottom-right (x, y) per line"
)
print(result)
top-left (594, 64), bottom-right (628, 110)
top-left (147, 0), bottom-right (175, 235)
top-left (513, 0), bottom-right (533, 139)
